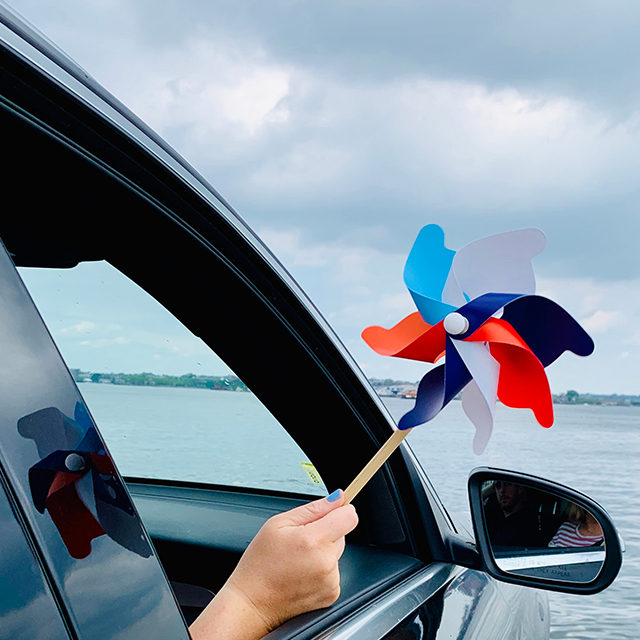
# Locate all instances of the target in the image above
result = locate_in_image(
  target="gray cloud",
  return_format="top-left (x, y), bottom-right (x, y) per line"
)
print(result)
top-left (19, 0), bottom-right (638, 113)
top-left (127, 0), bottom-right (640, 115)
top-left (7, 0), bottom-right (640, 282)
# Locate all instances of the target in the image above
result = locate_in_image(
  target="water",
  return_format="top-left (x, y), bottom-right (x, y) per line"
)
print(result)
top-left (80, 384), bottom-right (639, 639)
top-left (385, 397), bottom-right (640, 640)
top-left (78, 383), bottom-right (328, 496)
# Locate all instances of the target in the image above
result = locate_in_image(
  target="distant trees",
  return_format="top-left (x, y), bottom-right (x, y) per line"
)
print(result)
top-left (71, 370), bottom-right (248, 392)
top-left (369, 378), bottom-right (413, 387)
top-left (65, 370), bottom-right (640, 406)
top-left (566, 390), bottom-right (579, 403)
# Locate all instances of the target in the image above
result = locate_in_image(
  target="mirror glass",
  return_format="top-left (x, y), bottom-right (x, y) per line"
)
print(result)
top-left (480, 478), bottom-right (606, 583)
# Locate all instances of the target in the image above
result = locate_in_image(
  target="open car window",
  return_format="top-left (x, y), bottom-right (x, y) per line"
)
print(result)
top-left (19, 261), bottom-right (328, 497)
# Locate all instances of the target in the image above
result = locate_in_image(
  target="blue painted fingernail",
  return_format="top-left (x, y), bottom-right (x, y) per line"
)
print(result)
top-left (327, 489), bottom-right (342, 502)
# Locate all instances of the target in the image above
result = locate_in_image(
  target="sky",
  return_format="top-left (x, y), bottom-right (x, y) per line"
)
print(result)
top-left (6, 0), bottom-right (640, 394)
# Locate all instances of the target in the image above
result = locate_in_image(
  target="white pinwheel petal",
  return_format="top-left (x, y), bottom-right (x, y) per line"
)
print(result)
top-left (462, 382), bottom-right (494, 455)
top-left (451, 339), bottom-right (500, 454)
top-left (75, 470), bottom-right (99, 521)
top-left (442, 228), bottom-right (546, 307)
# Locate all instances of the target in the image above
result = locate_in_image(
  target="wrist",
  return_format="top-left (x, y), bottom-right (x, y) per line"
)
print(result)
top-left (189, 583), bottom-right (271, 640)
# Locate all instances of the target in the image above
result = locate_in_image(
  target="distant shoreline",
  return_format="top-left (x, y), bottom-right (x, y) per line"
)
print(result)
top-left (70, 370), bottom-right (640, 407)
top-left (70, 370), bottom-right (249, 392)
top-left (368, 379), bottom-right (640, 407)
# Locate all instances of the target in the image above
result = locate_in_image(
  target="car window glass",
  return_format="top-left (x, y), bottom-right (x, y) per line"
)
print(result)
top-left (18, 261), bottom-right (327, 497)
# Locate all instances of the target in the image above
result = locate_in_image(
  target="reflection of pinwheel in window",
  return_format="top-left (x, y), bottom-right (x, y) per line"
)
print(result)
top-left (363, 225), bottom-right (594, 453)
top-left (18, 403), bottom-right (150, 559)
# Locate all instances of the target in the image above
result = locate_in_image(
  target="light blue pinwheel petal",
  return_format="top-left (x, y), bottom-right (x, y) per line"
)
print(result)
top-left (404, 224), bottom-right (457, 325)
top-left (410, 293), bottom-right (457, 327)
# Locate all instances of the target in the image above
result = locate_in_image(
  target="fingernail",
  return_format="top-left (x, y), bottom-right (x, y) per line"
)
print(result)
top-left (327, 489), bottom-right (342, 502)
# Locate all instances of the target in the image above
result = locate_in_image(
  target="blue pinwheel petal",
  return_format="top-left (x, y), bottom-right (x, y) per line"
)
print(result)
top-left (443, 335), bottom-right (473, 403)
top-left (74, 401), bottom-right (93, 432)
top-left (404, 224), bottom-right (457, 325)
top-left (444, 293), bottom-right (593, 366)
top-left (91, 468), bottom-right (150, 557)
top-left (455, 292), bottom-right (523, 337)
top-left (410, 292), bottom-right (457, 327)
top-left (398, 336), bottom-right (472, 430)
top-left (76, 425), bottom-right (104, 455)
top-left (398, 365), bottom-right (446, 430)
top-left (501, 295), bottom-right (595, 366)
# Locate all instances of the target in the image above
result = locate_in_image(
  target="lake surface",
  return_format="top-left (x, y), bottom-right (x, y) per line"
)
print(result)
top-left (385, 397), bottom-right (640, 640)
top-left (79, 383), bottom-right (639, 639)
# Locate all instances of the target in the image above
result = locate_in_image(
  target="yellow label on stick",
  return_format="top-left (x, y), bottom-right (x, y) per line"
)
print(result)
top-left (301, 462), bottom-right (323, 485)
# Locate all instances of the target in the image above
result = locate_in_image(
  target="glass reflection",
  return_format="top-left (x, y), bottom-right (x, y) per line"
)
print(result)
top-left (548, 503), bottom-right (604, 548)
top-left (481, 480), bottom-right (605, 583)
top-left (485, 480), bottom-right (558, 548)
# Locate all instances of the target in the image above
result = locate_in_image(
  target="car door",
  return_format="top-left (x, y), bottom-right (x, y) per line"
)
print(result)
top-left (0, 7), bottom-right (548, 640)
top-left (0, 234), bottom-right (191, 639)
top-left (0, 470), bottom-right (74, 640)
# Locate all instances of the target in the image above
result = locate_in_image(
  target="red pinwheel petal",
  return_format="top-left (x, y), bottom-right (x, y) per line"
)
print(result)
top-left (46, 473), bottom-right (105, 559)
top-left (492, 343), bottom-right (554, 427)
top-left (47, 470), bottom-right (83, 496)
top-left (88, 453), bottom-right (117, 475)
top-left (464, 318), bottom-right (554, 428)
top-left (362, 312), bottom-right (446, 363)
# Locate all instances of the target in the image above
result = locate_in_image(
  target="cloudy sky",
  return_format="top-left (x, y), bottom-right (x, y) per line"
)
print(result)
top-left (7, 0), bottom-right (640, 394)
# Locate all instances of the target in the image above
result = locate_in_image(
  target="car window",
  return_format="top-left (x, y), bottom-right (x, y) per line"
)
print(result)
top-left (18, 261), bottom-right (328, 497)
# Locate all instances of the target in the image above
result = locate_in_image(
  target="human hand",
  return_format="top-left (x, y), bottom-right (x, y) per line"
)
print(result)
top-left (190, 490), bottom-right (358, 640)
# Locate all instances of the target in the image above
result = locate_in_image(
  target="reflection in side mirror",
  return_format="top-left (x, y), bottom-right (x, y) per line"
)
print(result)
top-left (481, 479), bottom-right (604, 583)
top-left (469, 468), bottom-right (623, 595)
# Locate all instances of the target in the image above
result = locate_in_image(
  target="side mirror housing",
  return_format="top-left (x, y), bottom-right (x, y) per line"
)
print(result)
top-left (468, 468), bottom-right (623, 594)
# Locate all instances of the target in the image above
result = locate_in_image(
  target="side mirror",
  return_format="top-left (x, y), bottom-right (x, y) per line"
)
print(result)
top-left (468, 468), bottom-right (623, 594)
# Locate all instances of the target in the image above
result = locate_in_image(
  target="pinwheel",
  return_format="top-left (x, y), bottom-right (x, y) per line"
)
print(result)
top-left (18, 402), bottom-right (150, 559)
top-left (343, 225), bottom-right (594, 504)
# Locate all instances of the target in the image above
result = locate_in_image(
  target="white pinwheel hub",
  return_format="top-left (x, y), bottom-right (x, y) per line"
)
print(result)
top-left (444, 312), bottom-right (469, 336)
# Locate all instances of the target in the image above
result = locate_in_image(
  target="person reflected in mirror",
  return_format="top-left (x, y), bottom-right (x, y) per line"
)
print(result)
top-left (548, 504), bottom-right (604, 548)
top-left (189, 489), bottom-right (358, 640)
top-left (483, 481), bottom-right (551, 549)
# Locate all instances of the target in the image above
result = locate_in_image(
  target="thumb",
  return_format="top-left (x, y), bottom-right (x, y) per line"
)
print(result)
top-left (281, 490), bottom-right (344, 526)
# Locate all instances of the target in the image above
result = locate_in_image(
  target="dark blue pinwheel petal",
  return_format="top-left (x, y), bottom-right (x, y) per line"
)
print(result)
top-left (501, 295), bottom-right (595, 366)
top-left (76, 425), bottom-right (104, 455)
top-left (92, 468), bottom-right (132, 513)
top-left (398, 336), bottom-right (472, 430)
top-left (455, 292), bottom-right (522, 337)
top-left (398, 365), bottom-right (446, 430)
top-left (442, 335), bottom-right (472, 404)
top-left (445, 293), bottom-right (593, 367)
top-left (74, 401), bottom-right (93, 433)
top-left (91, 468), bottom-right (150, 557)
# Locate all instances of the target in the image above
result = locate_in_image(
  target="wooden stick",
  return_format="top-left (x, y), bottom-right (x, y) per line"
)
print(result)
top-left (343, 428), bottom-right (412, 504)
